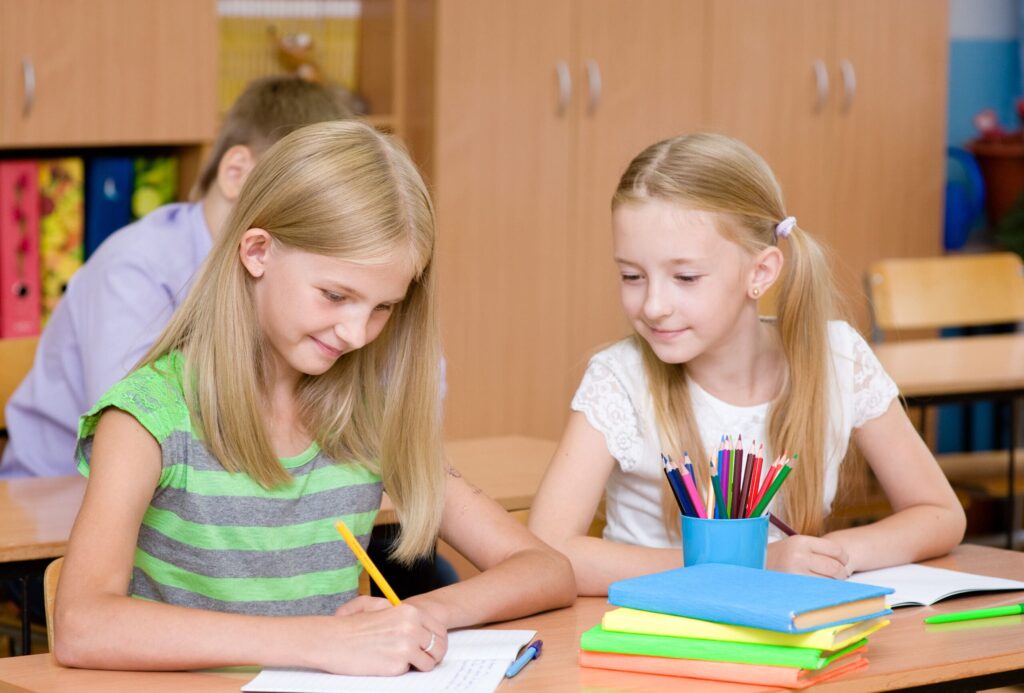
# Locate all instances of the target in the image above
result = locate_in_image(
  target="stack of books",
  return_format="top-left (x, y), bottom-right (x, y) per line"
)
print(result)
top-left (580, 564), bottom-right (894, 689)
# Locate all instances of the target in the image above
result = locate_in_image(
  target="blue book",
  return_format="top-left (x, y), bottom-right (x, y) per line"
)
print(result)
top-left (608, 563), bottom-right (893, 634)
top-left (85, 157), bottom-right (134, 258)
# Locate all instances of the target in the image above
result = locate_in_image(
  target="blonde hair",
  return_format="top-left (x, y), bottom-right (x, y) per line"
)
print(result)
top-left (613, 132), bottom-right (836, 536)
top-left (192, 75), bottom-right (355, 199)
top-left (145, 120), bottom-right (443, 563)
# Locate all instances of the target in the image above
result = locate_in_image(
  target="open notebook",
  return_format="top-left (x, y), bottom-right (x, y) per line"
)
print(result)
top-left (849, 564), bottom-right (1024, 607)
top-left (242, 629), bottom-right (535, 693)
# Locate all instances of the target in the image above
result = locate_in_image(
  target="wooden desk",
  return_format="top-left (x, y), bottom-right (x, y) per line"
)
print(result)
top-left (0, 544), bottom-right (1021, 692)
top-left (0, 437), bottom-right (555, 655)
top-left (876, 333), bottom-right (1024, 549)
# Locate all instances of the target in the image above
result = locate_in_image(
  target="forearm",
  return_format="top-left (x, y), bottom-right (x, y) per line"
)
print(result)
top-left (825, 503), bottom-right (966, 573)
top-left (55, 593), bottom-right (324, 671)
top-left (408, 546), bottom-right (575, 628)
top-left (560, 535), bottom-right (680, 596)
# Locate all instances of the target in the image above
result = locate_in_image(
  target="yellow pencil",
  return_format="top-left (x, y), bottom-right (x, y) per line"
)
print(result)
top-left (335, 520), bottom-right (401, 606)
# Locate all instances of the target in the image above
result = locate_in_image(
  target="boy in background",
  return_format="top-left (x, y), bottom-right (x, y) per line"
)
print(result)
top-left (2, 76), bottom-right (352, 479)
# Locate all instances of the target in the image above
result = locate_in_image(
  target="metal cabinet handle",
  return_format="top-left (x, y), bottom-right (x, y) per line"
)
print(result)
top-left (813, 59), bottom-right (829, 113)
top-left (21, 56), bottom-right (35, 117)
top-left (585, 60), bottom-right (602, 116)
top-left (839, 59), bottom-right (856, 112)
top-left (556, 61), bottom-right (572, 117)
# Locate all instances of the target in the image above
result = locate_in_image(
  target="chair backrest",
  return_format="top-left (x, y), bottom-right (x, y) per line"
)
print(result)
top-left (865, 252), bottom-right (1024, 338)
top-left (43, 556), bottom-right (64, 652)
top-left (0, 336), bottom-right (38, 432)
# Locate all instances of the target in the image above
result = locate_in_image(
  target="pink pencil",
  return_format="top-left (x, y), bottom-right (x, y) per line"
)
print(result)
top-left (678, 462), bottom-right (708, 519)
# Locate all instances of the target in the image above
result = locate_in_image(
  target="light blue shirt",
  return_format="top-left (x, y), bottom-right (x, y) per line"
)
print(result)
top-left (1, 203), bottom-right (212, 478)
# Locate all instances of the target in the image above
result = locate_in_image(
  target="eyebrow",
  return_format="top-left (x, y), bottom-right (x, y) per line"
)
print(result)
top-left (613, 257), bottom-right (704, 266)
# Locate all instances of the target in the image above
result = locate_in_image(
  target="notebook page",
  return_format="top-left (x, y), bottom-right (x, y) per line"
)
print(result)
top-left (241, 629), bottom-right (535, 693)
top-left (849, 564), bottom-right (1024, 607)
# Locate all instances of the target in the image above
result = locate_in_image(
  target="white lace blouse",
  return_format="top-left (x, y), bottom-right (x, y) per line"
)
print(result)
top-left (571, 321), bottom-right (899, 548)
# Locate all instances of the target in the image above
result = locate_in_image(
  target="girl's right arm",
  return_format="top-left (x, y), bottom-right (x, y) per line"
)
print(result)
top-left (528, 411), bottom-right (681, 596)
top-left (54, 409), bottom-right (446, 674)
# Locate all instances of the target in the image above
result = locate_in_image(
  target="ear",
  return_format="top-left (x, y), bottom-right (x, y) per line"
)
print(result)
top-left (747, 246), bottom-right (784, 299)
top-left (215, 145), bottom-right (257, 202)
top-left (238, 228), bottom-right (273, 278)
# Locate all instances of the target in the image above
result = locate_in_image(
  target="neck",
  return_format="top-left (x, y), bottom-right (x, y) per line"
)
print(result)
top-left (685, 306), bottom-right (785, 406)
top-left (201, 186), bottom-right (233, 242)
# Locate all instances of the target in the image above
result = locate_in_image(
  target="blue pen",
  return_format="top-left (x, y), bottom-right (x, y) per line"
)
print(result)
top-left (504, 639), bottom-right (543, 678)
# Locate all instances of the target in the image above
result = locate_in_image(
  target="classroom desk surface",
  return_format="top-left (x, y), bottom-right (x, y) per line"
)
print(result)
top-left (0, 544), bottom-right (1022, 692)
top-left (0, 435), bottom-right (556, 563)
top-left (874, 332), bottom-right (1024, 400)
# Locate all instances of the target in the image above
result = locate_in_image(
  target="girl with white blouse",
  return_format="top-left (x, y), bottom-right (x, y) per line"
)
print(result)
top-left (529, 133), bottom-right (965, 596)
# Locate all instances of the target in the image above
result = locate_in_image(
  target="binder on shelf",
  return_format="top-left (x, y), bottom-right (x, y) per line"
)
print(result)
top-left (38, 158), bottom-right (85, 324)
top-left (131, 156), bottom-right (178, 220)
top-left (0, 161), bottom-right (42, 338)
top-left (85, 157), bottom-right (134, 258)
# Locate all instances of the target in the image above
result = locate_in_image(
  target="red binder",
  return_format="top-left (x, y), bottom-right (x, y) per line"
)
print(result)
top-left (0, 161), bottom-right (42, 337)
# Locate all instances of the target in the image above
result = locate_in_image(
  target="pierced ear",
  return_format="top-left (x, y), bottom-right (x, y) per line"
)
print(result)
top-left (216, 145), bottom-right (256, 202)
top-left (238, 228), bottom-right (272, 278)
top-left (749, 246), bottom-right (784, 299)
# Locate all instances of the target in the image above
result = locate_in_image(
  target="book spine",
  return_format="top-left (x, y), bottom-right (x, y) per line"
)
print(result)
top-left (0, 161), bottom-right (42, 338)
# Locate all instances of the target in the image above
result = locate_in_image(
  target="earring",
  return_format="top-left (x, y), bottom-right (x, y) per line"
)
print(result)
top-left (752, 287), bottom-right (761, 297)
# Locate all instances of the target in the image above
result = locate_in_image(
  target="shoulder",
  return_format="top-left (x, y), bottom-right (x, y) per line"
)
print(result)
top-left (826, 320), bottom-right (870, 362)
top-left (81, 203), bottom-right (203, 277)
top-left (79, 352), bottom-right (190, 445)
top-left (587, 337), bottom-right (644, 374)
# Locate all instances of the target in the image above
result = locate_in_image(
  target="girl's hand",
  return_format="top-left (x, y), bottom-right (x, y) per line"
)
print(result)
top-left (766, 535), bottom-right (851, 579)
top-left (312, 603), bottom-right (449, 676)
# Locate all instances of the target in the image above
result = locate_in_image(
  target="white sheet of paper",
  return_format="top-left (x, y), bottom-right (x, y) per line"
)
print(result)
top-left (849, 563), bottom-right (1024, 607)
top-left (241, 629), bottom-right (536, 693)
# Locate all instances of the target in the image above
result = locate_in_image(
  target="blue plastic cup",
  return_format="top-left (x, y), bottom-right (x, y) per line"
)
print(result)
top-left (681, 515), bottom-right (769, 569)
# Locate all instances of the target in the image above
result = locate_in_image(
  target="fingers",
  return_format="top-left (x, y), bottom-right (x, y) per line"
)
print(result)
top-left (804, 536), bottom-right (850, 566)
top-left (419, 628), bottom-right (449, 665)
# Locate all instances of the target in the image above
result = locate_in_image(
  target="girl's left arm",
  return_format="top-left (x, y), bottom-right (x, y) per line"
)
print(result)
top-left (824, 399), bottom-right (966, 572)
top-left (404, 467), bottom-right (576, 628)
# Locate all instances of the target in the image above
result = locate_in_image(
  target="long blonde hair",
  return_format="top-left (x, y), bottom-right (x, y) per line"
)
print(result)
top-left (613, 133), bottom-right (836, 536)
top-left (144, 120), bottom-right (443, 563)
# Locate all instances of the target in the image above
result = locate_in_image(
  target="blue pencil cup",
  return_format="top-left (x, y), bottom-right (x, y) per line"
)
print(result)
top-left (681, 515), bottom-right (768, 569)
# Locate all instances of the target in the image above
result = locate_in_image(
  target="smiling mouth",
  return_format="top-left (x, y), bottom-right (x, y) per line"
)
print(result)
top-left (312, 337), bottom-right (343, 358)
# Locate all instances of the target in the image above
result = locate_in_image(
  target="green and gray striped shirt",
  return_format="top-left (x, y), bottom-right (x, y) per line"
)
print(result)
top-left (76, 352), bottom-right (382, 616)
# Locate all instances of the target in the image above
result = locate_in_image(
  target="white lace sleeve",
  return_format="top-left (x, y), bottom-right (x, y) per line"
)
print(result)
top-left (571, 358), bottom-right (645, 471)
top-left (846, 324), bottom-right (899, 428)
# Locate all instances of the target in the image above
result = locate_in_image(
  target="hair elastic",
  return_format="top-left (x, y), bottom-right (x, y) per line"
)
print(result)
top-left (775, 216), bottom-right (796, 239)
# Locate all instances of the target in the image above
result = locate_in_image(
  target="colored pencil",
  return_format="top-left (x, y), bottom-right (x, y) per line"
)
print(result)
top-left (738, 446), bottom-right (755, 519)
top-left (745, 445), bottom-right (764, 517)
top-left (662, 456), bottom-right (687, 515)
top-left (335, 520), bottom-right (401, 605)
top-left (751, 463), bottom-right (793, 517)
top-left (730, 440), bottom-right (744, 518)
top-left (679, 459), bottom-right (707, 519)
top-left (710, 459), bottom-right (727, 520)
top-left (768, 512), bottom-right (798, 536)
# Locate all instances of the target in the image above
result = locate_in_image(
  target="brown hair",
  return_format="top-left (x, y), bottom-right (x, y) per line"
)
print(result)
top-left (191, 75), bottom-right (354, 199)
top-left (613, 132), bottom-right (837, 536)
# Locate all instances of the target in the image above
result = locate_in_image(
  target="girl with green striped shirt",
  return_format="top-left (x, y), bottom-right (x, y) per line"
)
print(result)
top-left (54, 121), bottom-right (575, 675)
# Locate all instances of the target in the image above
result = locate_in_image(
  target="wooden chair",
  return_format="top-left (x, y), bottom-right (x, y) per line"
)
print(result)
top-left (865, 252), bottom-right (1024, 547)
top-left (865, 252), bottom-right (1024, 341)
top-left (43, 557), bottom-right (63, 652)
top-left (0, 336), bottom-right (39, 445)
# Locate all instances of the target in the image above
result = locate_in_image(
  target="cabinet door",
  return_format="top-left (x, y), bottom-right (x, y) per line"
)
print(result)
top-left (0, 0), bottom-right (215, 147)
top-left (706, 0), bottom-right (832, 238)
top-left (831, 0), bottom-right (947, 330)
top-left (432, 0), bottom-right (573, 438)
top-left (569, 0), bottom-right (708, 385)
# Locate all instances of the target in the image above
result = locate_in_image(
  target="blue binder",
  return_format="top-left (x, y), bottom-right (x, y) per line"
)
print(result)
top-left (84, 157), bottom-right (134, 258)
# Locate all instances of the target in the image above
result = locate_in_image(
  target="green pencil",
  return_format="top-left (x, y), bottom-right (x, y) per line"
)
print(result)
top-left (750, 463), bottom-right (792, 518)
top-left (924, 603), bottom-right (1024, 624)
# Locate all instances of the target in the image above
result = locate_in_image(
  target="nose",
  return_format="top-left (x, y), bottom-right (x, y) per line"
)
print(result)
top-left (642, 281), bottom-right (672, 322)
top-left (334, 313), bottom-right (370, 351)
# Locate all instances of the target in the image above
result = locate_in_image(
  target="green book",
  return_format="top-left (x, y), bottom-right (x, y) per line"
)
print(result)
top-left (580, 626), bottom-right (866, 670)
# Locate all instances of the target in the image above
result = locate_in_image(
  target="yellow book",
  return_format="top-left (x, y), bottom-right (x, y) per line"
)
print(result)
top-left (602, 607), bottom-right (889, 651)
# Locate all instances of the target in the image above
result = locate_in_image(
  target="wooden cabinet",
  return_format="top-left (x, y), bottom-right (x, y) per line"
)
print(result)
top-left (0, 0), bottom-right (216, 148)
top-left (406, 0), bottom-right (707, 439)
top-left (707, 0), bottom-right (947, 329)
